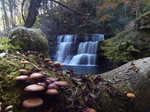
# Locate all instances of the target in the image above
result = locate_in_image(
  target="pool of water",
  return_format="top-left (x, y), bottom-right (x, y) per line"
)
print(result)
top-left (62, 65), bottom-right (113, 75)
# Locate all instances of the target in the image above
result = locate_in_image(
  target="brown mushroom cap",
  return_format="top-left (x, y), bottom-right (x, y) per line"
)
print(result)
top-left (53, 62), bottom-right (60, 65)
top-left (18, 69), bottom-right (28, 74)
top-left (15, 75), bottom-right (29, 80)
top-left (60, 63), bottom-right (64, 67)
top-left (29, 73), bottom-right (43, 79)
top-left (24, 84), bottom-right (45, 91)
top-left (44, 58), bottom-right (51, 61)
top-left (48, 61), bottom-right (53, 64)
top-left (22, 98), bottom-right (43, 108)
top-left (126, 93), bottom-right (136, 98)
top-left (45, 79), bottom-right (52, 84)
top-left (53, 81), bottom-right (69, 86)
top-left (37, 82), bottom-right (47, 88)
top-left (46, 89), bottom-right (59, 95)
top-left (82, 108), bottom-right (96, 112)
top-left (47, 83), bottom-right (59, 89)
top-left (20, 61), bottom-right (30, 64)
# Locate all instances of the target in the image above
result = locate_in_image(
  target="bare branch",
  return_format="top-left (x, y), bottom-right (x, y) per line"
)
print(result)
top-left (53, 0), bottom-right (90, 16)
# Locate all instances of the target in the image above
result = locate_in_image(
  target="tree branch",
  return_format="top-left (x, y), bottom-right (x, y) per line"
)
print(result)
top-left (53, 0), bottom-right (90, 16)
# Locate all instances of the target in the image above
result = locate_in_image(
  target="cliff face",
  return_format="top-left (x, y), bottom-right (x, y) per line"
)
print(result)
top-left (100, 11), bottom-right (150, 65)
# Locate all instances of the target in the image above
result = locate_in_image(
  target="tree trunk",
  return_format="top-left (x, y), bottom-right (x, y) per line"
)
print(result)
top-left (135, 0), bottom-right (140, 17)
top-left (8, 0), bottom-right (14, 27)
top-left (24, 0), bottom-right (42, 28)
top-left (1, 0), bottom-right (10, 30)
top-left (100, 57), bottom-right (150, 112)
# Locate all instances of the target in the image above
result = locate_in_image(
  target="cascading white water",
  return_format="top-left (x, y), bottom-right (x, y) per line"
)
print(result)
top-left (56, 35), bottom-right (75, 63)
top-left (55, 34), bottom-right (104, 66)
top-left (69, 34), bottom-right (104, 65)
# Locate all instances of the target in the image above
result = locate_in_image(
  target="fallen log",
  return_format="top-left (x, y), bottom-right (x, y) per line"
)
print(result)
top-left (100, 57), bottom-right (150, 112)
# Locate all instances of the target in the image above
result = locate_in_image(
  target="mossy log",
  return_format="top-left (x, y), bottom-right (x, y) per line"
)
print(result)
top-left (0, 53), bottom-right (150, 112)
top-left (100, 57), bottom-right (150, 112)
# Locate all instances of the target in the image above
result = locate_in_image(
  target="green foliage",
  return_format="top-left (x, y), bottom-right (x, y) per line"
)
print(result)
top-left (101, 10), bottom-right (150, 66)
top-left (0, 37), bottom-right (21, 53)
top-left (101, 29), bottom-right (143, 65)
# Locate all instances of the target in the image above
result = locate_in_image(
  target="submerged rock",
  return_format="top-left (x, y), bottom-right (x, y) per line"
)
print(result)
top-left (8, 27), bottom-right (49, 56)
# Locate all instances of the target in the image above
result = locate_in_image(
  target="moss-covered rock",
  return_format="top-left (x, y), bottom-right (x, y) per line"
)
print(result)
top-left (8, 27), bottom-right (49, 56)
top-left (100, 11), bottom-right (150, 65)
top-left (136, 11), bottom-right (150, 30)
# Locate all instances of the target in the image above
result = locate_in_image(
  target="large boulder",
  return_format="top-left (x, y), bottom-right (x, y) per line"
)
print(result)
top-left (8, 27), bottom-right (49, 56)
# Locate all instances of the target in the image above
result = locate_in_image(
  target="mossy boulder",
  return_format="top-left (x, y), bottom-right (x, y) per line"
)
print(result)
top-left (8, 27), bottom-right (49, 56)
top-left (136, 11), bottom-right (150, 30)
top-left (100, 11), bottom-right (150, 65)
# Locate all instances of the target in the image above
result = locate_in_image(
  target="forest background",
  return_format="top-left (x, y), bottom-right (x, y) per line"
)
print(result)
top-left (0, 0), bottom-right (150, 38)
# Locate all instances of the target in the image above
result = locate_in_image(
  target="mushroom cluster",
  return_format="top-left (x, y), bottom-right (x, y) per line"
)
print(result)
top-left (15, 59), bottom-right (69, 109)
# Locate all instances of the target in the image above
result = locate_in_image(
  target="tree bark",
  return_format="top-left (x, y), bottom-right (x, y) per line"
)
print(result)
top-left (24, 0), bottom-right (42, 28)
top-left (100, 57), bottom-right (150, 112)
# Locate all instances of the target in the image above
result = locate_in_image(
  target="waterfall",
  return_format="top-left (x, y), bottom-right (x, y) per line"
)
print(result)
top-left (55, 34), bottom-right (104, 66)
top-left (56, 35), bottom-right (75, 63)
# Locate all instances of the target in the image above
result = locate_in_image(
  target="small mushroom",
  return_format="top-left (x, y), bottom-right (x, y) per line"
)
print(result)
top-left (53, 62), bottom-right (61, 67)
top-left (46, 89), bottom-right (59, 95)
top-left (53, 81), bottom-right (69, 86)
top-left (44, 58), bottom-right (51, 61)
top-left (24, 84), bottom-right (45, 91)
top-left (45, 79), bottom-right (52, 84)
top-left (20, 61), bottom-right (30, 64)
top-left (15, 75), bottom-right (29, 80)
top-left (126, 93), bottom-right (136, 98)
top-left (29, 73), bottom-right (43, 79)
top-left (22, 98), bottom-right (43, 108)
top-left (53, 62), bottom-right (60, 65)
top-left (18, 69), bottom-right (28, 74)
top-left (59, 63), bottom-right (64, 67)
top-left (20, 61), bottom-right (30, 68)
top-left (47, 83), bottom-right (59, 89)
top-left (37, 82), bottom-right (47, 88)
top-left (48, 61), bottom-right (53, 64)
top-left (82, 108), bottom-right (96, 112)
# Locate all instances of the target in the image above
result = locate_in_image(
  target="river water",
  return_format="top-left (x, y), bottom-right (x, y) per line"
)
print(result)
top-left (61, 65), bottom-right (111, 75)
